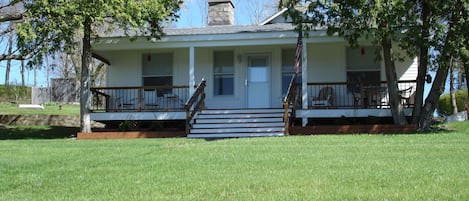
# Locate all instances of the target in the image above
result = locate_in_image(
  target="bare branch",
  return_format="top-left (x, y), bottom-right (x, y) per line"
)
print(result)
top-left (0, 53), bottom-right (32, 61)
top-left (0, 0), bottom-right (24, 22)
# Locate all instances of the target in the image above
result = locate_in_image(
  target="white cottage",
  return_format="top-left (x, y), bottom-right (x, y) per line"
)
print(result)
top-left (90, 0), bottom-right (417, 138)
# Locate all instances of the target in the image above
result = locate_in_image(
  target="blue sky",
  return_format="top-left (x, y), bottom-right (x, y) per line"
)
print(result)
top-left (0, 59), bottom-right (50, 87)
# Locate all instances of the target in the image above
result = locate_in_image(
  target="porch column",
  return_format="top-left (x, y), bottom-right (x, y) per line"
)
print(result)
top-left (302, 40), bottom-right (308, 127)
top-left (189, 46), bottom-right (195, 95)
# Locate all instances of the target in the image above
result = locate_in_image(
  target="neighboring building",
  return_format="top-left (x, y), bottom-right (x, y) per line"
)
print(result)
top-left (90, 0), bottom-right (417, 138)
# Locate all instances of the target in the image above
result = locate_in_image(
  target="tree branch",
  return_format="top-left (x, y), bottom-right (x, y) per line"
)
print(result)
top-left (0, 53), bottom-right (32, 61)
top-left (0, 12), bottom-right (23, 23)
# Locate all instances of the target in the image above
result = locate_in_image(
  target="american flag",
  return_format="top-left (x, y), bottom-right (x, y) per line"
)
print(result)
top-left (295, 30), bottom-right (302, 74)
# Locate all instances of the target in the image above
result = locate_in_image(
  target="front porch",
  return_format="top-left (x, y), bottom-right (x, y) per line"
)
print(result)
top-left (90, 79), bottom-right (416, 121)
top-left (87, 79), bottom-right (417, 138)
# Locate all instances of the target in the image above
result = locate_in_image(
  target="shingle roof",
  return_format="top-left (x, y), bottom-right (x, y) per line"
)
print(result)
top-left (99, 23), bottom-right (296, 38)
top-left (164, 23), bottom-right (295, 36)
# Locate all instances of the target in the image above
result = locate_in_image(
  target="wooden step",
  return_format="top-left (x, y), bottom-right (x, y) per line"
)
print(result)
top-left (195, 117), bottom-right (283, 124)
top-left (192, 122), bottom-right (284, 129)
top-left (187, 132), bottom-right (284, 138)
top-left (190, 127), bottom-right (284, 134)
top-left (197, 113), bottom-right (283, 119)
top-left (201, 108), bottom-right (285, 115)
top-left (188, 108), bottom-right (289, 138)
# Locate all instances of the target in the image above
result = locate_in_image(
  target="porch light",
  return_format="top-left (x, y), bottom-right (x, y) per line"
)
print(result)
top-left (361, 47), bottom-right (365, 56)
top-left (147, 53), bottom-right (151, 62)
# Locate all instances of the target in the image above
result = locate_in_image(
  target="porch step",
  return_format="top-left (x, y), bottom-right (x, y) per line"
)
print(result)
top-left (191, 127), bottom-right (285, 134)
top-left (189, 132), bottom-right (285, 138)
top-left (195, 117), bottom-right (283, 124)
top-left (192, 122), bottom-right (284, 129)
top-left (200, 108), bottom-right (285, 114)
top-left (188, 108), bottom-right (287, 138)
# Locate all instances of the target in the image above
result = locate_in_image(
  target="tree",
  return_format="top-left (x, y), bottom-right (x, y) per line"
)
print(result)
top-left (17, 0), bottom-right (181, 132)
top-left (4, 25), bottom-right (13, 85)
top-left (0, 1), bottom-right (26, 85)
top-left (449, 57), bottom-right (458, 114)
top-left (242, 0), bottom-right (279, 25)
top-left (243, 0), bottom-right (274, 24)
top-left (282, 0), bottom-right (468, 129)
top-left (0, 1), bottom-right (30, 60)
top-left (282, 0), bottom-right (412, 125)
top-left (410, 0), bottom-right (431, 124)
top-left (50, 46), bottom-right (107, 87)
top-left (417, 0), bottom-right (467, 129)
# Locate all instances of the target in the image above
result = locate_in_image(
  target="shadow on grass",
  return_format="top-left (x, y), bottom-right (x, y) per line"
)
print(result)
top-left (0, 126), bottom-right (79, 140)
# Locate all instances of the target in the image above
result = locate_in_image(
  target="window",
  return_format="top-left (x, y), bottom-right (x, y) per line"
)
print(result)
top-left (346, 47), bottom-right (380, 92)
top-left (281, 49), bottom-right (301, 94)
top-left (213, 51), bottom-right (234, 96)
top-left (142, 53), bottom-right (173, 95)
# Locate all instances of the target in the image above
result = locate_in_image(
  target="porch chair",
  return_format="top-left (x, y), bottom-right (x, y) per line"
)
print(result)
top-left (143, 90), bottom-right (159, 109)
top-left (399, 86), bottom-right (414, 106)
top-left (351, 90), bottom-right (361, 108)
top-left (311, 87), bottom-right (334, 107)
top-left (111, 90), bottom-right (135, 111)
top-left (114, 97), bottom-right (135, 110)
top-left (369, 86), bottom-right (388, 108)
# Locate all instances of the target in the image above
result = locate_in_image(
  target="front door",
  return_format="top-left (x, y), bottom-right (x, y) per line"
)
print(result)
top-left (247, 55), bottom-right (271, 108)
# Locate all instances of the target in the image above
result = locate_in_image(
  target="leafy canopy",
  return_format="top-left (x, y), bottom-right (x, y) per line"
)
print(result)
top-left (16, 0), bottom-right (181, 65)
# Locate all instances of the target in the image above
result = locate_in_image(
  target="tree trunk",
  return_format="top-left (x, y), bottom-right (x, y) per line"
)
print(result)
top-left (5, 31), bottom-right (13, 86)
top-left (21, 60), bottom-right (25, 86)
top-left (449, 57), bottom-right (458, 114)
top-left (64, 54), bottom-right (70, 79)
top-left (80, 19), bottom-right (92, 133)
top-left (461, 49), bottom-right (469, 119)
top-left (382, 34), bottom-right (408, 125)
top-left (418, 0), bottom-right (461, 130)
top-left (34, 64), bottom-right (37, 87)
top-left (419, 64), bottom-right (450, 129)
top-left (412, 0), bottom-right (430, 124)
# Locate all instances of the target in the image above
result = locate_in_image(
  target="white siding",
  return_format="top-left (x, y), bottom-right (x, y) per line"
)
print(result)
top-left (106, 51), bottom-right (141, 86)
top-left (397, 57), bottom-right (418, 81)
top-left (308, 43), bottom-right (347, 82)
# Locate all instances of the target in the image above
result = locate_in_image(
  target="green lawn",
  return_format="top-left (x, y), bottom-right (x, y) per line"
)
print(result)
top-left (0, 103), bottom-right (80, 115)
top-left (1, 122), bottom-right (468, 200)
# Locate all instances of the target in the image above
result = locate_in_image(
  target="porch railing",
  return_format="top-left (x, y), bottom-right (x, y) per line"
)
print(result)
top-left (91, 85), bottom-right (190, 112)
top-left (184, 79), bottom-right (206, 134)
top-left (283, 74), bottom-right (299, 135)
top-left (303, 80), bottom-right (417, 109)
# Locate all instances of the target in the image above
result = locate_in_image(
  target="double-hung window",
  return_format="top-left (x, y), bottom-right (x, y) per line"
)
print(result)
top-left (213, 51), bottom-right (234, 96)
top-left (346, 47), bottom-right (380, 92)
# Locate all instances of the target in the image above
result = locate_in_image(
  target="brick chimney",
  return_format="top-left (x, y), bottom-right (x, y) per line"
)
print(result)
top-left (208, 0), bottom-right (235, 26)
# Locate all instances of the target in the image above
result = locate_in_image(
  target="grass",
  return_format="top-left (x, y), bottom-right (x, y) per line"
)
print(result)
top-left (0, 103), bottom-right (80, 115)
top-left (0, 122), bottom-right (468, 200)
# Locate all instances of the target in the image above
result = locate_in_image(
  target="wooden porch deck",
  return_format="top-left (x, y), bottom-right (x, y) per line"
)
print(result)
top-left (89, 79), bottom-right (417, 138)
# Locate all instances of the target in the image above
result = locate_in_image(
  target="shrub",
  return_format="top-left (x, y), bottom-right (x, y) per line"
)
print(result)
top-left (437, 90), bottom-right (468, 115)
top-left (0, 85), bottom-right (31, 104)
